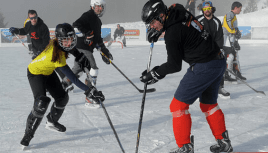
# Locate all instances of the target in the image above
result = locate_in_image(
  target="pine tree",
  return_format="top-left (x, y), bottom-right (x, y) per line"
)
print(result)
top-left (243, 0), bottom-right (258, 14)
top-left (0, 10), bottom-right (8, 28)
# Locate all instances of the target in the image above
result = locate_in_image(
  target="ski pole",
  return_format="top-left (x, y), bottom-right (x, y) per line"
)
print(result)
top-left (98, 49), bottom-right (156, 93)
top-left (135, 43), bottom-right (154, 153)
top-left (98, 99), bottom-right (125, 153)
top-left (226, 69), bottom-right (266, 96)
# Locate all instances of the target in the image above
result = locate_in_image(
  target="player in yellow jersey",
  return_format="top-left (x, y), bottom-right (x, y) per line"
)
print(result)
top-left (20, 23), bottom-right (105, 148)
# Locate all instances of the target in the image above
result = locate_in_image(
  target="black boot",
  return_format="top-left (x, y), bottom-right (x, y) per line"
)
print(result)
top-left (210, 130), bottom-right (233, 153)
top-left (45, 113), bottom-right (66, 132)
top-left (20, 113), bottom-right (43, 146)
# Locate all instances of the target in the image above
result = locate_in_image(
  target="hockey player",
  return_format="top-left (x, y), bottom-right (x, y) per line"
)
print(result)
top-left (9, 10), bottom-right (50, 60)
top-left (61, 0), bottom-right (113, 108)
top-left (114, 24), bottom-right (126, 47)
top-left (196, 1), bottom-right (230, 98)
top-left (140, 0), bottom-right (233, 152)
top-left (222, 1), bottom-right (246, 82)
top-left (20, 23), bottom-right (105, 147)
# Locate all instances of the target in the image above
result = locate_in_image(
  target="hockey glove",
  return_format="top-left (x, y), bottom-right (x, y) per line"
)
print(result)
top-left (75, 52), bottom-right (90, 71)
top-left (147, 28), bottom-right (162, 43)
top-left (9, 27), bottom-right (20, 35)
top-left (100, 47), bottom-right (113, 64)
top-left (84, 30), bottom-right (94, 46)
top-left (84, 86), bottom-right (105, 103)
top-left (235, 28), bottom-right (241, 39)
top-left (140, 66), bottom-right (165, 85)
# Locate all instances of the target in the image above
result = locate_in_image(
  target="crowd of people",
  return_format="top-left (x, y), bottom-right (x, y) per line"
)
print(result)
top-left (9, 0), bottom-right (245, 152)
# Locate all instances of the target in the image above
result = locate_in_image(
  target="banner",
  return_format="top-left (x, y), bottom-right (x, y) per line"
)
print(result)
top-left (1, 29), bottom-right (27, 43)
top-left (238, 26), bottom-right (251, 39)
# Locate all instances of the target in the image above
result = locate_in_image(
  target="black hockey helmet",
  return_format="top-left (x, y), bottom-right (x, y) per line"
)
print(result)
top-left (202, 1), bottom-right (216, 13)
top-left (55, 23), bottom-right (77, 51)
top-left (141, 0), bottom-right (167, 43)
top-left (141, 0), bottom-right (167, 25)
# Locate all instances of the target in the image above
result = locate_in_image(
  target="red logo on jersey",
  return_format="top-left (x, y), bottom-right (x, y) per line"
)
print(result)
top-left (31, 32), bottom-right (39, 40)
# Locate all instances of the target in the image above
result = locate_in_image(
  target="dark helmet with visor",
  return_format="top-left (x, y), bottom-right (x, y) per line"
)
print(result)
top-left (141, 0), bottom-right (167, 43)
top-left (55, 23), bottom-right (77, 51)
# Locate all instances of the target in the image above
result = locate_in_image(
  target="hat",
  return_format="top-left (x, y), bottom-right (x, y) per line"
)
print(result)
top-left (202, 1), bottom-right (213, 7)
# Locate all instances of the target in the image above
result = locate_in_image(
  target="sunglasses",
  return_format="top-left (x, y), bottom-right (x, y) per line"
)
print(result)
top-left (202, 7), bottom-right (212, 11)
top-left (29, 16), bottom-right (38, 20)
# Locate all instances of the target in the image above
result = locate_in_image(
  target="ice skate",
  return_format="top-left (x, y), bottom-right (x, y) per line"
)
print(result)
top-left (170, 135), bottom-right (194, 153)
top-left (235, 70), bottom-right (246, 81)
top-left (45, 114), bottom-right (66, 132)
top-left (218, 87), bottom-right (230, 99)
top-left (20, 133), bottom-right (34, 147)
top-left (224, 71), bottom-right (237, 84)
top-left (210, 130), bottom-right (233, 153)
top-left (85, 97), bottom-right (101, 108)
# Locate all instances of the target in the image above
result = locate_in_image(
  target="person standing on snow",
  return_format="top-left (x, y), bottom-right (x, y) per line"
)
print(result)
top-left (222, 1), bottom-right (246, 82)
top-left (20, 23), bottom-right (105, 148)
top-left (61, 0), bottom-right (113, 108)
top-left (196, 1), bottom-right (231, 99)
top-left (140, 0), bottom-right (233, 152)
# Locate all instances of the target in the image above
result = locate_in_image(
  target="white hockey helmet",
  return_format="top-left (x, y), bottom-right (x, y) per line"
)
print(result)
top-left (90, 0), bottom-right (106, 17)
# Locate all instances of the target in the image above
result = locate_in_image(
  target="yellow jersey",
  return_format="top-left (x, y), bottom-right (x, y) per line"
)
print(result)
top-left (24, 18), bottom-right (30, 28)
top-left (28, 40), bottom-right (67, 75)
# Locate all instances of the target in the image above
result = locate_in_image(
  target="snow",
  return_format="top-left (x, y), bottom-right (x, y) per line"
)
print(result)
top-left (1, 8), bottom-right (268, 153)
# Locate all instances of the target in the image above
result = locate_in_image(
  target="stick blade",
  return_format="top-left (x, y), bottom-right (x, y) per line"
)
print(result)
top-left (257, 91), bottom-right (266, 96)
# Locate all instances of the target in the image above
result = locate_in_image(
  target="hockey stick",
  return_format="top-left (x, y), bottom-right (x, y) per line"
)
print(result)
top-left (14, 34), bottom-right (29, 50)
top-left (98, 99), bottom-right (125, 153)
top-left (98, 50), bottom-right (156, 93)
top-left (135, 43), bottom-right (154, 153)
top-left (226, 69), bottom-right (266, 96)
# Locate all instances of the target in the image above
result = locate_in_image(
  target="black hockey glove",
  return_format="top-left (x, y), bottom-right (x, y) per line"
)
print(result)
top-left (9, 27), bottom-right (20, 35)
top-left (140, 66), bottom-right (165, 85)
top-left (147, 28), bottom-right (162, 43)
top-left (84, 86), bottom-right (105, 103)
top-left (84, 30), bottom-right (94, 46)
top-left (235, 28), bottom-right (241, 39)
top-left (100, 47), bottom-right (113, 64)
top-left (75, 52), bottom-right (90, 71)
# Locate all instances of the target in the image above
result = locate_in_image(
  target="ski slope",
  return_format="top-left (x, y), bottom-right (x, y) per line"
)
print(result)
top-left (0, 41), bottom-right (268, 153)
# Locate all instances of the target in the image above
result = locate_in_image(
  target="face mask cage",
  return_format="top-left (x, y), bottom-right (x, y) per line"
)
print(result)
top-left (58, 34), bottom-right (77, 51)
top-left (92, 4), bottom-right (106, 17)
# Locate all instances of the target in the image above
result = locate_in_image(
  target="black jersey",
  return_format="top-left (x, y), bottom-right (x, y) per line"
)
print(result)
top-left (196, 15), bottom-right (224, 49)
top-left (156, 4), bottom-right (220, 76)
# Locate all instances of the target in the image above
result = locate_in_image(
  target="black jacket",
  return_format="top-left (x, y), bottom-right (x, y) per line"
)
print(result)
top-left (114, 27), bottom-right (125, 40)
top-left (196, 15), bottom-right (224, 49)
top-left (73, 9), bottom-right (103, 51)
top-left (156, 4), bottom-right (219, 77)
top-left (19, 17), bottom-right (50, 52)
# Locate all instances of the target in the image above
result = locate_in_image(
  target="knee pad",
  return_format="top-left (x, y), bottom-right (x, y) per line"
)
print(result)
top-left (200, 103), bottom-right (220, 117)
top-left (89, 68), bottom-right (98, 77)
top-left (226, 54), bottom-right (234, 70)
top-left (54, 93), bottom-right (69, 109)
top-left (32, 96), bottom-right (51, 118)
top-left (170, 97), bottom-right (190, 117)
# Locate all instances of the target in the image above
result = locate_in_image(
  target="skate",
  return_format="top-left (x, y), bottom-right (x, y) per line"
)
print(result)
top-left (235, 70), bottom-right (247, 81)
top-left (224, 71), bottom-right (237, 84)
top-left (62, 80), bottom-right (74, 92)
top-left (20, 133), bottom-right (34, 147)
top-left (210, 130), bottom-right (233, 153)
top-left (85, 97), bottom-right (101, 108)
top-left (170, 135), bottom-right (194, 153)
top-left (218, 87), bottom-right (230, 99)
top-left (45, 114), bottom-right (66, 132)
